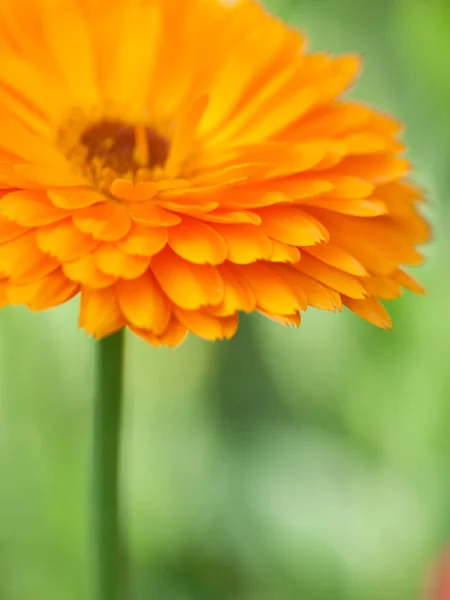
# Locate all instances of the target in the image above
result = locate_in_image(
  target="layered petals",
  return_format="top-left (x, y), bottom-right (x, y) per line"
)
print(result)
top-left (0, 0), bottom-right (428, 345)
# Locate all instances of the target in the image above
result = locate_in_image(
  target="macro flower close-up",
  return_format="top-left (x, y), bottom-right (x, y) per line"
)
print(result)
top-left (0, 0), bottom-right (429, 346)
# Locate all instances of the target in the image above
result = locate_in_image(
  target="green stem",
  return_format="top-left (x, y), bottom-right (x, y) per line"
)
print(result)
top-left (93, 329), bottom-right (125, 600)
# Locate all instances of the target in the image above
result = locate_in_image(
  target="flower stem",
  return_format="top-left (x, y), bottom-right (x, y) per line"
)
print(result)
top-left (93, 329), bottom-right (125, 600)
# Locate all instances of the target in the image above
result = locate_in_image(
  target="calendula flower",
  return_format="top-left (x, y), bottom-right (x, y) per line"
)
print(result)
top-left (0, 0), bottom-right (429, 346)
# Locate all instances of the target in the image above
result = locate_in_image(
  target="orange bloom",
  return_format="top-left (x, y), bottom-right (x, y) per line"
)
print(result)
top-left (0, 0), bottom-right (429, 346)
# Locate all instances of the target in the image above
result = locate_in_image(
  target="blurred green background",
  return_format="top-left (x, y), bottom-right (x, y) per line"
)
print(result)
top-left (0, 0), bottom-right (447, 598)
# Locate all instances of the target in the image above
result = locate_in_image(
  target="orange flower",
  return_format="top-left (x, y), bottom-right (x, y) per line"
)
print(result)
top-left (0, 0), bottom-right (429, 346)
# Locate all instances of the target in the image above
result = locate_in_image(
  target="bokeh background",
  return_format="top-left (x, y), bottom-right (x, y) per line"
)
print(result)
top-left (0, 0), bottom-right (448, 598)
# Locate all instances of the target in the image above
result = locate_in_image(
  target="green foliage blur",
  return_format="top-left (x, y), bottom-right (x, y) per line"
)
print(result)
top-left (0, 0), bottom-right (447, 598)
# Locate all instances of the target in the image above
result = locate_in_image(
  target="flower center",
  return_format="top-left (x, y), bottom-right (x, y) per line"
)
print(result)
top-left (63, 119), bottom-right (170, 194)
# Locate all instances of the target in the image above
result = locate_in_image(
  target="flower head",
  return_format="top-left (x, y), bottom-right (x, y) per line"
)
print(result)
top-left (0, 0), bottom-right (429, 345)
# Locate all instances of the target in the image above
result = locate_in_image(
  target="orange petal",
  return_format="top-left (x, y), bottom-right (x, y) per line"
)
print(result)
top-left (131, 315), bottom-right (187, 348)
top-left (117, 222), bottom-right (168, 256)
top-left (289, 102), bottom-right (371, 140)
top-left (110, 179), bottom-right (159, 203)
top-left (48, 187), bottom-right (104, 209)
top-left (310, 208), bottom-right (424, 274)
top-left (158, 200), bottom-right (218, 215)
top-left (40, 0), bottom-right (100, 105)
top-left (0, 109), bottom-right (65, 165)
top-left (323, 176), bottom-right (374, 199)
top-left (0, 216), bottom-right (27, 243)
top-left (80, 286), bottom-right (126, 339)
top-left (165, 94), bottom-right (210, 177)
top-left (168, 218), bottom-right (228, 265)
top-left (375, 181), bottom-right (423, 217)
top-left (0, 163), bottom-right (46, 189)
top-left (269, 240), bottom-right (301, 264)
top-left (130, 202), bottom-right (182, 227)
top-left (0, 190), bottom-right (71, 226)
top-left (151, 247), bottom-right (224, 309)
top-left (363, 275), bottom-right (403, 300)
top-left (213, 223), bottom-right (273, 264)
top-left (10, 246), bottom-right (60, 285)
top-left (306, 244), bottom-right (367, 276)
top-left (237, 87), bottom-right (317, 143)
top-left (14, 164), bottom-right (87, 187)
top-left (265, 142), bottom-right (329, 178)
top-left (95, 244), bottom-right (150, 279)
top-left (0, 231), bottom-right (35, 276)
top-left (258, 206), bottom-right (329, 246)
top-left (103, 1), bottom-right (161, 115)
top-left (259, 310), bottom-right (301, 327)
top-left (63, 253), bottom-right (117, 288)
top-left (73, 202), bottom-right (131, 241)
top-left (315, 55), bottom-right (361, 104)
top-left (295, 253), bottom-right (366, 299)
top-left (329, 155), bottom-right (410, 184)
top-left (214, 189), bottom-right (289, 210)
top-left (394, 268), bottom-right (425, 295)
top-left (278, 179), bottom-right (334, 200)
top-left (279, 268), bottom-right (342, 311)
top-left (232, 262), bottom-right (299, 314)
top-left (0, 279), bottom-right (7, 308)
top-left (341, 132), bottom-right (400, 155)
top-left (0, 50), bottom-right (68, 120)
top-left (116, 272), bottom-right (171, 334)
top-left (301, 197), bottom-right (387, 216)
top-left (343, 296), bottom-right (392, 329)
top-left (37, 219), bottom-right (98, 261)
top-left (200, 210), bottom-right (262, 225)
top-left (191, 162), bottom-right (269, 187)
top-left (7, 279), bottom-right (43, 305)
top-left (271, 265), bottom-right (309, 310)
top-left (212, 262), bottom-right (256, 315)
top-left (28, 270), bottom-right (79, 310)
top-left (174, 308), bottom-right (238, 341)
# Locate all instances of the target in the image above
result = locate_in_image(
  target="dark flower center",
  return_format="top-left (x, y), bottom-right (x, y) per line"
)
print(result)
top-left (79, 120), bottom-right (170, 176)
